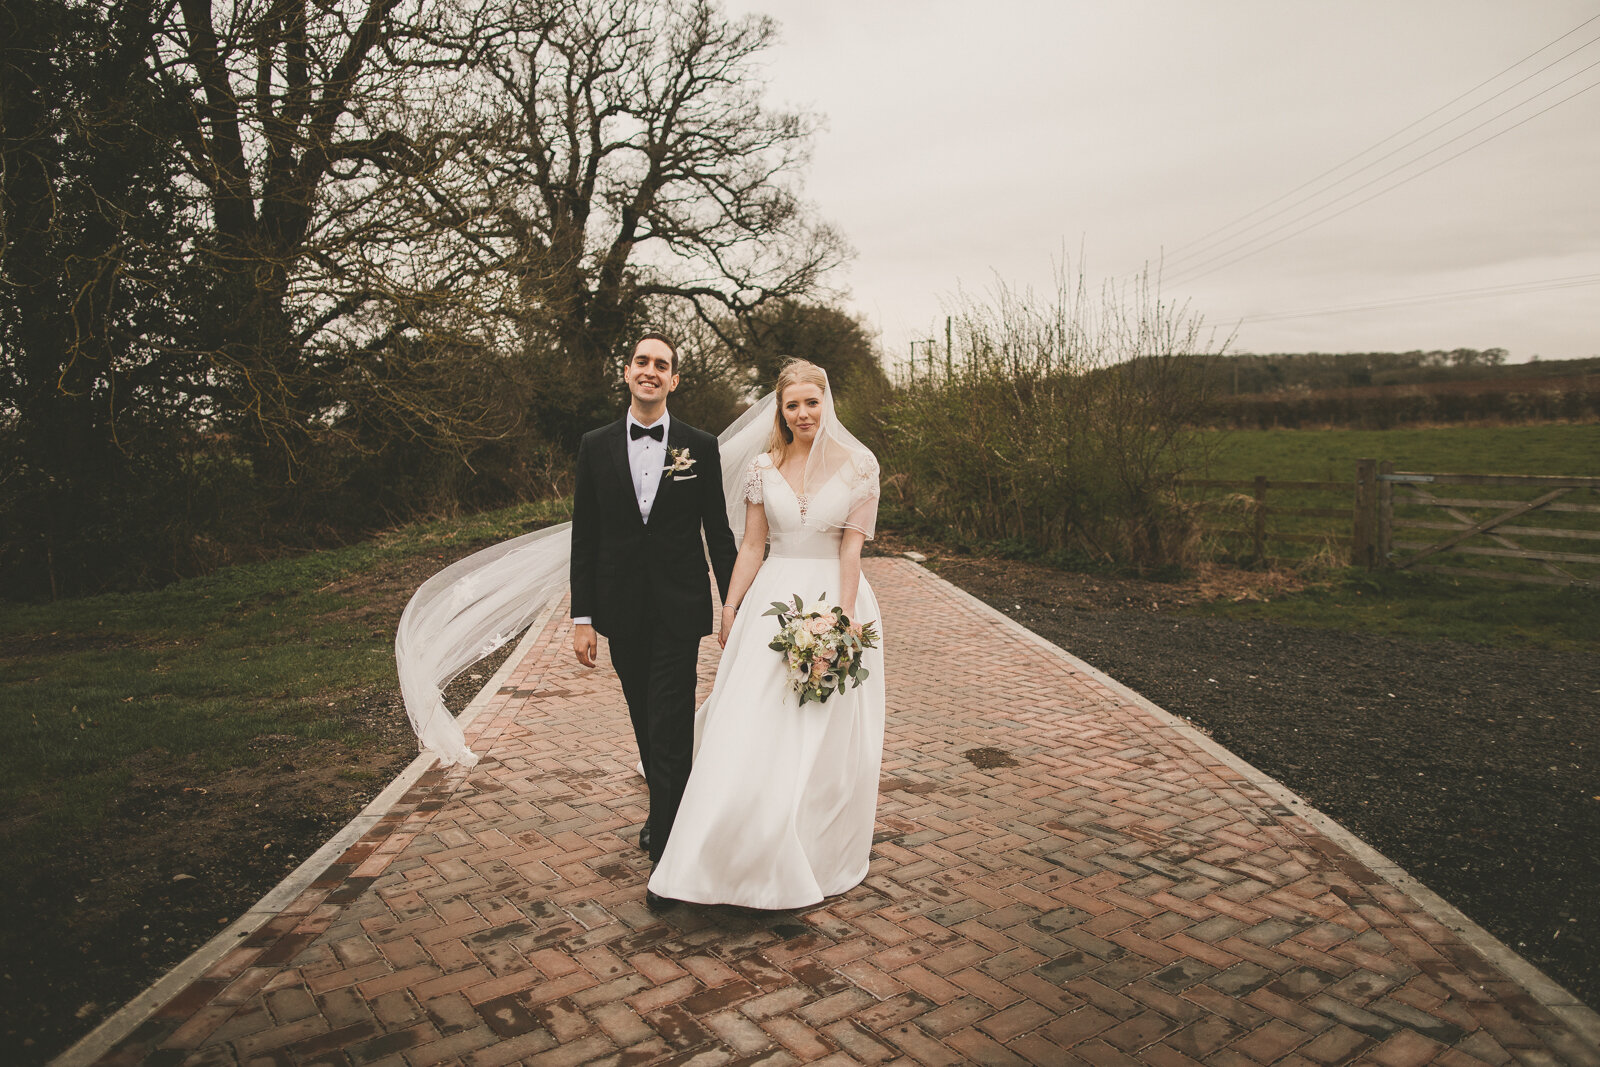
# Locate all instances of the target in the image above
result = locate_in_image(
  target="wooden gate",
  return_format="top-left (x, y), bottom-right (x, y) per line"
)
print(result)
top-left (1357, 463), bottom-right (1600, 588)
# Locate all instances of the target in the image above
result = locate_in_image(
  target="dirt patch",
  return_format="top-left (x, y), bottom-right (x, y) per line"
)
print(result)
top-left (964, 747), bottom-right (1021, 769)
top-left (3, 690), bottom-right (418, 1061)
top-left (929, 554), bottom-right (1599, 1010)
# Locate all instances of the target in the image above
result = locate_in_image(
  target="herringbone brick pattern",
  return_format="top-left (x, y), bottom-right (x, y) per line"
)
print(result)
top-left (98, 559), bottom-right (1597, 1065)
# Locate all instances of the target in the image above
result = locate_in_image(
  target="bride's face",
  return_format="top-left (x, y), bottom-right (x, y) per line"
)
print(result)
top-left (782, 383), bottom-right (825, 444)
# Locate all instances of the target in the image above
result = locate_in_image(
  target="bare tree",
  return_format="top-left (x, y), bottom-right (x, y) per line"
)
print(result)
top-left (153, 0), bottom-right (519, 467)
top-left (464, 0), bottom-right (849, 435)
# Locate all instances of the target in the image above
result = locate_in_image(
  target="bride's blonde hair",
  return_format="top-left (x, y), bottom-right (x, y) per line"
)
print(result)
top-left (767, 359), bottom-right (830, 459)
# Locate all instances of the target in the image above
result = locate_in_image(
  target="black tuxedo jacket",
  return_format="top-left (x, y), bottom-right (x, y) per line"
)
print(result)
top-left (569, 416), bottom-right (738, 640)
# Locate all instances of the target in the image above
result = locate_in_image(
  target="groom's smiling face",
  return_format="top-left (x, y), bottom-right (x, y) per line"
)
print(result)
top-left (625, 339), bottom-right (679, 408)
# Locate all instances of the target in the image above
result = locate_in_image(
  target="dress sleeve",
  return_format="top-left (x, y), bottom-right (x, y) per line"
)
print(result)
top-left (743, 455), bottom-right (768, 504)
top-left (850, 452), bottom-right (881, 500)
top-left (844, 451), bottom-right (880, 538)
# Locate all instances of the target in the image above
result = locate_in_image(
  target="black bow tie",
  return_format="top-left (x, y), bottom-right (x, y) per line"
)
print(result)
top-left (630, 422), bottom-right (664, 441)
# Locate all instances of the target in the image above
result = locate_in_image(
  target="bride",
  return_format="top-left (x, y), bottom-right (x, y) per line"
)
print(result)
top-left (393, 358), bottom-right (885, 909)
top-left (648, 359), bottom-right (886, 910)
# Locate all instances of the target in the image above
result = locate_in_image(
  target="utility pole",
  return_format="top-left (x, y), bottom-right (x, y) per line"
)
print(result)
top-left (945, 316), bottom-right (953, 378)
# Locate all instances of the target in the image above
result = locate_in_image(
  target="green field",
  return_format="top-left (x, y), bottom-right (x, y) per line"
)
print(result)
top-left (1191, 424), bottom-right (1598, 565)
top-left (1205, 422), bottom-right (1600, 481)
top-left (1187, 422), bottom-right (1599, 651)
top-left (0, 498), bottom-right (570, 852)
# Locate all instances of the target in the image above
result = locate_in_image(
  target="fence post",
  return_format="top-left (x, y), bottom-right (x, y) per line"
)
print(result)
top-left (1378, 460), bottom-right (1394, 568)
top-left (1252, 475), bottom-right (1268, 564)
top-left (1353, 458), bottom-right (1376, 568)
top-left (945, 316), bottom-right (953, 379)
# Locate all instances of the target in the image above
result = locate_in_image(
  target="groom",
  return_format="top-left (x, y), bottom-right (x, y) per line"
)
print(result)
top-left (569, 331), bottom-right (738, 883)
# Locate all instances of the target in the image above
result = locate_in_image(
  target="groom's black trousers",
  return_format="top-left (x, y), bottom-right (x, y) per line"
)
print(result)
top-left (608, 627), bottom-right (700, 863)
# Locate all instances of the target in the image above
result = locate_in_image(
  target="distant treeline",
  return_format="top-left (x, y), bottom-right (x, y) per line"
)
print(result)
top-left (1213, 349), bottom-right (1600, 393)
top-left (1200, 351), bottom-right (1600, 428)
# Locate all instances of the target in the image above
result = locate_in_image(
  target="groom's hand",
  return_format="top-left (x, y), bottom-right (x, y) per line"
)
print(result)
top-left (573, 623), bottom-right (598, 667)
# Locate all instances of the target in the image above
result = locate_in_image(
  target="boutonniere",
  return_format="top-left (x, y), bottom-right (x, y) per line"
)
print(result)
top-left (664, 447), bottom-right (697, 480)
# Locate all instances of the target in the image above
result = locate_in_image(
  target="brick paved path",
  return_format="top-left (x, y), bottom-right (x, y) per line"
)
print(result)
top-left (94, 559), bottom-right (1597, 1066)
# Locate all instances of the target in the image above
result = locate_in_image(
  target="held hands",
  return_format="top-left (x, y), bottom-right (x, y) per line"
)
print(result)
top-left (572, 623), bottom-right (598, 668)
top-left (718, 604), bottom-right (737, 648)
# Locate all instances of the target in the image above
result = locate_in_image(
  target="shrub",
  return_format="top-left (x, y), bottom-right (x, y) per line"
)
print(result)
top-left (871, 269), bottom-right (1221, 572)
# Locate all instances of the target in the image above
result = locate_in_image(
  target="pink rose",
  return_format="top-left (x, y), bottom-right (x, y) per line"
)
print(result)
top-left (807, 616), bottom-right (834, 635)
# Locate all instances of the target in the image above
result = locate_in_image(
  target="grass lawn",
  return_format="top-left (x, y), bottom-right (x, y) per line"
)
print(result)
top-left (0, 498), bottom-right (571, 862)
top-left (1184, 566), bottom-right (1600, 654)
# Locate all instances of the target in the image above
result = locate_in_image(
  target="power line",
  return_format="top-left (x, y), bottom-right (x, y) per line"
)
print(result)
top-left (1160, 12), bottom-right (1600, 266)
top-left (1164, 11), bottom-right (1600, 271)
top-left (1167, 72), bottom-right (1600, 287)
top-left (1229, 272), bottom-right (1600, 324)
top-left (1161, 26), bottom-right (1600, 276)
top-left (1165, 60), bottom-right (1600, 285)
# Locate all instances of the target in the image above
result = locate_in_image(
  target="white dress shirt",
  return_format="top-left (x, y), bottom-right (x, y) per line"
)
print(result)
top-left (573, 410), bottom-right (669, 626)
top-left (627, 409), bottom-right (669, 524)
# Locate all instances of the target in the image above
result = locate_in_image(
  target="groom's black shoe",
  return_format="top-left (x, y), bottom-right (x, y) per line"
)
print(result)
top-left (645, 888), bottom-right (677, 911)
top-left (638, 824), bottom-right (652, 853)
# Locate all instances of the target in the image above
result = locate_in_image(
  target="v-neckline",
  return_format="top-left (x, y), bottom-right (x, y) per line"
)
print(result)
top-left (773, 457), bottom-right (808, 498)
top-left (771, 460), bottom-right (810, 521)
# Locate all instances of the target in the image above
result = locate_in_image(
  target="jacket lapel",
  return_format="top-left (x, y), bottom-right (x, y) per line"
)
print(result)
top-left (605, 419), bottom-right (643, 528)
top-left (653, 419), bottom-right (689, 517)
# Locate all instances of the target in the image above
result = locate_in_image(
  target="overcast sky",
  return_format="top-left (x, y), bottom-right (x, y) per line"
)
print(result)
top-left (720, 0), bottom-right (1600, 366)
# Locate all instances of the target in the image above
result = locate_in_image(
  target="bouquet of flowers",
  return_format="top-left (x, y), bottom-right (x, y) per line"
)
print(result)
top-left (764, 593), bottom-right (879, 706)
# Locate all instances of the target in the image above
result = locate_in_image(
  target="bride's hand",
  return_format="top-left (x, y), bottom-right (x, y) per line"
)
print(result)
top-left (718, 605), bottom-right (737, 648)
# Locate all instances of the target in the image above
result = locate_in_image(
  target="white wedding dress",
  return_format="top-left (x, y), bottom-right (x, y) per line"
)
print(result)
top-left (647, 453), bottom-right (886, 909)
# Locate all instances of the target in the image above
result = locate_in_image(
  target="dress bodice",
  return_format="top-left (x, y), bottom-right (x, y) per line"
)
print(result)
top-left (745, 455), bottom-right (852, 559)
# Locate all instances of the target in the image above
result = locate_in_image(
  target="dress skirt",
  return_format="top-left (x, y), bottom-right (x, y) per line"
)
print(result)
top-left (647, 552), bottom-right (885, 909)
